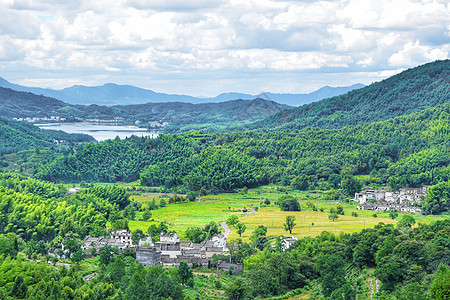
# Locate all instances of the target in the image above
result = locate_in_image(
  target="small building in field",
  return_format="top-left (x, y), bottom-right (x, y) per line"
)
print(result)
top-left (280, 236), bottom-right (299, 251)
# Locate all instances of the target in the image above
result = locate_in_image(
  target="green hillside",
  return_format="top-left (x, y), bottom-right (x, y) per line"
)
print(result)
top-left (36, 101), bottom-right (450, 213)
top-left (0, 118), bottom-right (95, 155)
top-left (0, 86), bottom-right (291, 132)
top-left (245, 59), bottom-right (450, 131)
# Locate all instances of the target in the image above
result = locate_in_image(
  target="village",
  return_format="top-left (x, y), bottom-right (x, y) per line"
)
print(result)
top-left (48, 185), bottom-right (430, 274)
top-left (46, 228), bottom-right (299, 274)
top-left (353, 186), bottom-right (428, 213)
top-left (76, 229), bottom-right (242, 272)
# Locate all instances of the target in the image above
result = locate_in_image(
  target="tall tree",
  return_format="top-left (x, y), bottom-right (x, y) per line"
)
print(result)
top-left (125, 271), bottom-right (149, 300)
top-left (236, 222), bottom-right (246, 237)
top-left (284, 216), bottom-right (296, 234)
top-left (178, 261), bottom-right (193, 285)
top-left (428, 263), bottom-right (450, 300)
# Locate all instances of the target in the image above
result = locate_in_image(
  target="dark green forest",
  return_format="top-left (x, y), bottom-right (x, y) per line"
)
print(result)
top-left (245, 59), bottom-right (450, 131)
top-left (0, 118), bottom-right (94, 155)
top-left (35, 101), bottom-right (450, 213)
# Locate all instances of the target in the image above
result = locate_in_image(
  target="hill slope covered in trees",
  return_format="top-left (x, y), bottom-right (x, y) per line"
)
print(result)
top-left (0, 119), bottom-right (95, 155)
top-left (245, 60), bottom-right (450, 131)
top-left (36, 101), bottom-right (450, 213)
top-left (0, 87), bottom-right (290, 132)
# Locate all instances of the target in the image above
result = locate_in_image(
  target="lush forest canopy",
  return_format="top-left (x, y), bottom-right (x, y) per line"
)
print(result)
top-left (0, 118), bottom-right (94, 155)
top-left (35, 101), bottom-right (450, 213)
top-left (244, 59), bottom-right (450, 131)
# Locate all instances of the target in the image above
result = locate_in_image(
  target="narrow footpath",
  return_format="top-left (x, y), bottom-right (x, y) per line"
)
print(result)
top-left (222, 206), bottom-right (258, 237)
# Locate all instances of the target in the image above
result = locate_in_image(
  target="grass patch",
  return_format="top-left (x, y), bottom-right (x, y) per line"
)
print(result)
top-left (128, 201), bottom-right (248, 238)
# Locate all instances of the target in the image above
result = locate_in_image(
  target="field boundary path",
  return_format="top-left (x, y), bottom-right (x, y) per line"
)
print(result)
top-left (223, 206), bottom-right (259, 237)
top-left (222, 222), bottom-right (231, 237)
top-left (241, 207), bottom-right (256, 218)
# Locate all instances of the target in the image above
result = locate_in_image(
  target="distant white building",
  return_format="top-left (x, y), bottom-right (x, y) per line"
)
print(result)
top-left (160, 232), bottom-right (180, 244)
top-left (280, 236), bottom-right (299, 251)
top-left (66, 187), bottom-right (81, 195)
top-left (139, 236), bottom-right (154, 247)
top-left (111, 229), bottom-right (132, 246)
top-left (210, 234), bottom-right (227, 251)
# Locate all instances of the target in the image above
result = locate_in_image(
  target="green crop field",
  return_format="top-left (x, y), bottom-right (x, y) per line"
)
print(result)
top-left (127, 185), bottom-right (449, 241)
top-left (128, 201), bottom-right (250, 237)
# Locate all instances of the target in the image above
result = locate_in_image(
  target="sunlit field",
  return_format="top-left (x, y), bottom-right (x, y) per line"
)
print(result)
top-left (128, 185), bottom-right (448, 241)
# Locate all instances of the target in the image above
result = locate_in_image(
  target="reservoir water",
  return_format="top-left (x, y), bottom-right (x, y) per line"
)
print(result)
top-left (37, 122), bottom-right (159, 142)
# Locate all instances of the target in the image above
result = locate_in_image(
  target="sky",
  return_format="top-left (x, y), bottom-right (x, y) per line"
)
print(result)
top-left (0, 0), bottom-right (449, 97)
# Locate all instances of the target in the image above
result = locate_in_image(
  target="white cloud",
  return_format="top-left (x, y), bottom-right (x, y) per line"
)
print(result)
top-left (127, 0), bottom-right (225, 11)
top-left (0, 0), bottom-right (449, 96)
top-left (389, 41), bottom-right (449, 67)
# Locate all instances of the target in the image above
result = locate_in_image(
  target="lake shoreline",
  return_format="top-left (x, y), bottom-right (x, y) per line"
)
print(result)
top-left (36, 122), bottom-right (160, 142)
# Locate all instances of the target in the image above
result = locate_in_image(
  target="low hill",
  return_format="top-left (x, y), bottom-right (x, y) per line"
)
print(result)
top-left (248, 60), bottom-right (450, 131)
top-left (0, 118), bottom-right (95, 155)
top-left (113, 98), bottom-right (290, 130)
top-left (0, 86), bottom-right (291, 132)
top-left (0, 87), bottom-right (81, 120)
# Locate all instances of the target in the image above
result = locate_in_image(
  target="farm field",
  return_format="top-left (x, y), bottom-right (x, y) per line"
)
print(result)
top-left (128, 185), bottom-right (449, 241)
top-left (128, 202), bottom-right (248, 236)
top-left (227, 206), bottom-right (396, 241)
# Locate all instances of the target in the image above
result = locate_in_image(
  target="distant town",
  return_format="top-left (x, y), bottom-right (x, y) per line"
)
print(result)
top-left (354, 186), bottom-right (428, 213)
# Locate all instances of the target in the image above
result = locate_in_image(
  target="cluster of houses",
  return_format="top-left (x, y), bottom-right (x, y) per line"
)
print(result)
top-left (87, 117), bottom-right (125, 124)
top-left (79, 229), bottom-right (298, 273)
top-left (13, 115), bottom-right (67, 123)
top-left (148, 120), bottom-right (169, 128)
top-left (353, 186), bottom-right (429, 213)
top-left (80, 229), bottom-right (243, 272)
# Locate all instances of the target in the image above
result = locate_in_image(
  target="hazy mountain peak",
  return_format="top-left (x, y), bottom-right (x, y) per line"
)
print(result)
top-left (0, 76), bottom-right (365, 106)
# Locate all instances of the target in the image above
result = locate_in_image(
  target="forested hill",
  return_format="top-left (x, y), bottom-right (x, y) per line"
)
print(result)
top-left (109, 98), bottom-right (290, 129)
top-left (0, 118), bottom-right (95, 155)
top-left (0, 86), bottom-right (290, 131)
top-left (37, 101), bottom-right (450, 214)
top-left (246, 59), bottom-right (450, 131)
top-left (0, 87), bottom-right (80, 120)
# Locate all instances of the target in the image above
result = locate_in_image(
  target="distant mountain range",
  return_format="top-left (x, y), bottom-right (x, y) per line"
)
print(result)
top-left (0, 76), bottom-right (364, 106)
top-left (0, 85), bottom-right (291, 132)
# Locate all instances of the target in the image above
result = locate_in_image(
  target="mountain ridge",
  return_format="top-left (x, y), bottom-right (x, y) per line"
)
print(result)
top-left (0, 86), bottom-right (290, 132)
top-left (0, 76), bottom-right (364, 106)
top-left (245, 60), bottom-right (450, 131)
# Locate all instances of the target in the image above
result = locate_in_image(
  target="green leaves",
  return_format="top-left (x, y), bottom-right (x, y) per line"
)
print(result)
top-left (424, 180), bottom-right (450, 214)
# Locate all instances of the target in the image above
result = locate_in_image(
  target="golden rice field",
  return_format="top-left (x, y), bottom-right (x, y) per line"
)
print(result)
top-left (128, 186), bottom-right (448, 241)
